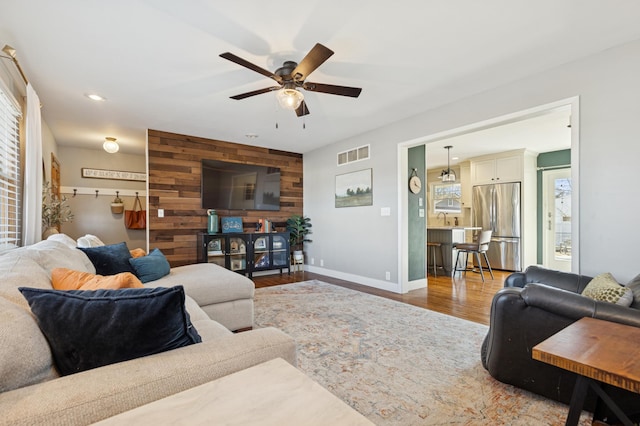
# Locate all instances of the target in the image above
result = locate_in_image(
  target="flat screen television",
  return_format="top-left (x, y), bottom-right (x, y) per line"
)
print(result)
top-left (201, 159), bottom-right (281, 211)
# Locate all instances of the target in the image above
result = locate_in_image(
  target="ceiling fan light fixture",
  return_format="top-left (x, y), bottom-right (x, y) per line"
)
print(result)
top-left (103, 137), bottom-right (119, 153)
top-left (276, 87), bottom-right (304, 110)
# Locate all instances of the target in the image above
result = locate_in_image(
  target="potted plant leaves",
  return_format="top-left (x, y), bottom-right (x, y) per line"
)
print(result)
top-left (42, 183), bottom-right (73, 238)
top-left (286, 214), bottom-right (312, 262)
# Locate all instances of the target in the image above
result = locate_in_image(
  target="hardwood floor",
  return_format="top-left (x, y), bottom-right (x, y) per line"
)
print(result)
top-left (253, 268), bottom-right (511, 326)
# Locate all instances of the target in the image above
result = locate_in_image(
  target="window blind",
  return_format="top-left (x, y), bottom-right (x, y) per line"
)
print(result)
top-left (0, 85), bottom-right (22, 248)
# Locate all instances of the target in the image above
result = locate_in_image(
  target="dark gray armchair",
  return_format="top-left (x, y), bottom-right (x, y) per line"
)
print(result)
top-left (481, 266), bottom-right (640, 422)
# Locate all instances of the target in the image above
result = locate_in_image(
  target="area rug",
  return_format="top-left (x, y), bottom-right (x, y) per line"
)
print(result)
top-left (254, 280), bottom-right (591, 425)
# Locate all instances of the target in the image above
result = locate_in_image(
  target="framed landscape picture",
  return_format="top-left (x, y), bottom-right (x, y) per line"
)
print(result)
top-left (335, 168), bottom-right (373, 208)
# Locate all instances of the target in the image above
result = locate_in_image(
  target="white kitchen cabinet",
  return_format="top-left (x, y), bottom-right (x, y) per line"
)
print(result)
top-left (471, 155), bottom-right (522, 185)
top-left (459, 161), bottom-right (471, 207)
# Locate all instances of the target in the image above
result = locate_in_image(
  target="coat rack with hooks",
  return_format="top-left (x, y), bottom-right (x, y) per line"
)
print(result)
top-left (61, 186), bottom-right (146, 198)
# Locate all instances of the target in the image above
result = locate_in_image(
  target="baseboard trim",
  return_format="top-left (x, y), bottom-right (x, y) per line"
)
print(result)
top-left (306, 265), bottom-right (402, 293)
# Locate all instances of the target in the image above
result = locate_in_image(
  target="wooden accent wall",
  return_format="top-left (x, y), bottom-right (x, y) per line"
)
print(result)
top-left (147, 129), bottom-right (303, 266)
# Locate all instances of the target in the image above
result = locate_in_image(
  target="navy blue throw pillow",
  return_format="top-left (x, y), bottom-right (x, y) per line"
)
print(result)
top-left (129, 248), bottom-right (171, 283)
top-left (19, 286), bottom-right (201, 376)
top-left (78, 242), bottom-right (134, 275)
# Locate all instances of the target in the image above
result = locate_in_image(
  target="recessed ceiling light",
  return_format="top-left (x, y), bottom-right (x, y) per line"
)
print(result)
top-left (85, 93), bottom-right (106, 101)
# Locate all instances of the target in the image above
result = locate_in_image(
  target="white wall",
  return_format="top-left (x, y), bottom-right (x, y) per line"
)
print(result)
top-left (304, 38), bottom-right (640, 287)
top-left (57, 146), bottom-right (147, 249)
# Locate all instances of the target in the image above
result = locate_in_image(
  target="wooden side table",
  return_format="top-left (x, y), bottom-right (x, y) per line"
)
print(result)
top-left (532, 317), bottom-right (640, 426)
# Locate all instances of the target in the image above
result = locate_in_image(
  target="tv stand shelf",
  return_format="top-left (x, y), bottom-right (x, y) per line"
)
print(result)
top-left (198, 232), bottom-right (290, 278)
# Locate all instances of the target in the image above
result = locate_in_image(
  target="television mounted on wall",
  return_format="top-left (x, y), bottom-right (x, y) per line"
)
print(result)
top-left (201, 159), bottom-right (281, 211)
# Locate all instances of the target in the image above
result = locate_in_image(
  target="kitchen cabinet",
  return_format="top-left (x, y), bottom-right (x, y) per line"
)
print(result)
top-left (471, 155), bottom-right (522, 185)
top-left (459, 161), bottom-right (471, 207)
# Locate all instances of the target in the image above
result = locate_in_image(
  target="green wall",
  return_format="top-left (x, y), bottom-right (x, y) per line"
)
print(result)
top-left (408, 145), bottom-right (426, 281)
top-left (536, 149), bottom-right (571, 263)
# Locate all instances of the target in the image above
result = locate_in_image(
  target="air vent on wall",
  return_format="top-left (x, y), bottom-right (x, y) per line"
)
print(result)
top-left (337, 144), bottom-right (370, 166)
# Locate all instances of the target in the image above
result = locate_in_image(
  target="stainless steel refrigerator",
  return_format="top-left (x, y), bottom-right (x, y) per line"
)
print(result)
top-left (472, 182), bottom-right (521, 271)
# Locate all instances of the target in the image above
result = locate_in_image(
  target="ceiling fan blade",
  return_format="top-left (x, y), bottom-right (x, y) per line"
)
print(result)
top-left (230, 86), bottom-right (280, 100)
top-left (219, 52), bottom-right (282, 84)
top-left (302, 82), bottom-right (362, 98)
top-left (291, 43), bottom-right (334, 82)
top-left (295, 100), bottom-right (310, 117)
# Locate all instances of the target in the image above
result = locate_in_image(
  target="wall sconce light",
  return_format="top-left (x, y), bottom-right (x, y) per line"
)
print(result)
top-left (103, 137), bottom-right (119, 153)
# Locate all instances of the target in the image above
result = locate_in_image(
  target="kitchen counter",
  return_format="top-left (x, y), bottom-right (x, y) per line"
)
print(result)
top-left (427, 226), bottom-right (481, 230)
top-left (427, 227), bottom-right (480, 274)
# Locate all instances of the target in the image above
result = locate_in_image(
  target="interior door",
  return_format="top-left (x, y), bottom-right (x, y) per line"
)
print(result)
top-left (542, 168), bottom-right (571, 272)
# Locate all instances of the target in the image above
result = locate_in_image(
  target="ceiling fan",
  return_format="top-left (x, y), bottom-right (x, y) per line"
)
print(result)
top-left (219, 43), bottom-right (362, 117)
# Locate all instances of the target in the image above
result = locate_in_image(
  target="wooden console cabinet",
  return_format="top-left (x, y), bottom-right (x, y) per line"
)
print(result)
top-left (198, 232), bottom-right (290, 278)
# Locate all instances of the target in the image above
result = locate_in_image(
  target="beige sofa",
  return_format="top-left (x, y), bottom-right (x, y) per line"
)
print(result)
top-left (0, 239), bottom-right (296, 426)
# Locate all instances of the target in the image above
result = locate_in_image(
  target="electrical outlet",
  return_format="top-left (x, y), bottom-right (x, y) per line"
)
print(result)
top-left (158, 209), bottom-right (164, 218)
top-left (385, 271), bottom-right (391, 280)
top-left (320, 259), bottom-right (324, 267)
top-left (311, 258), bottom-right (315, 265)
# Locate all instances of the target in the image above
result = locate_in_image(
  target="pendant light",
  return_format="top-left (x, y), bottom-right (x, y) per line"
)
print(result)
top-left (440, 145), bottom-right (456, 182)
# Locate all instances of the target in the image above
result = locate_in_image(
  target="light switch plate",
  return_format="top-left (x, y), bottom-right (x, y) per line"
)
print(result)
top-left (380, 207), bottom-right (391, 216)
top-left (158, 209), bottom-right (164, 218)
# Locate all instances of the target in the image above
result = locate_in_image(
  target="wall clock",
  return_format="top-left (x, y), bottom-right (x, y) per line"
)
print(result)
top-left (409, 169), bottom-right (422, 194)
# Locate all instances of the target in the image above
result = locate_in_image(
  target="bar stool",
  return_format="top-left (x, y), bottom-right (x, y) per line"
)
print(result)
top-left (453, 230), bottom-right (494, 282)
top-left (426, 241), bottom-right (442, 276)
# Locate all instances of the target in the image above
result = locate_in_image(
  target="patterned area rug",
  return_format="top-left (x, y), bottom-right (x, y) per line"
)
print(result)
top-left (254, 280), bottom-right (591, 425)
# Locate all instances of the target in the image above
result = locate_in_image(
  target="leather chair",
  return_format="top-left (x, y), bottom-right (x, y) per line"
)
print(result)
top-left (453, 230), bottom-right (494, 282)
top-left (481, 266), bottom-right (640, 423)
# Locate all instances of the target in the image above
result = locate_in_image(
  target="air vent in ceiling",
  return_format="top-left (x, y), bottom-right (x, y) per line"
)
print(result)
top-left (337, 144), bottom-right (370, 166)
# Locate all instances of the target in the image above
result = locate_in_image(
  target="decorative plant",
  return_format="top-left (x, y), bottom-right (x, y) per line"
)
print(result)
top-left (286, 214), bottom-right (312, 252)
top-left (42, 183), bottom-right (73, 229)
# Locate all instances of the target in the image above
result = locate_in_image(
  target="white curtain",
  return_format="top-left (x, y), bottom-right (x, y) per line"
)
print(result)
top-left (22, 83), bottom-right (43, 246)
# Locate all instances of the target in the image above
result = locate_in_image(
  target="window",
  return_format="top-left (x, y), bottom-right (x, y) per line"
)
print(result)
top-left (0, 84), bottom-right (21, 249)
top-left (432, 183), bottom-right (461, 213)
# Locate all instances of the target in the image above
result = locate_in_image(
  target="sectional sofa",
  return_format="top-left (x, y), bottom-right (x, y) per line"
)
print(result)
top-left (0, 237), bottom-right (296, 425)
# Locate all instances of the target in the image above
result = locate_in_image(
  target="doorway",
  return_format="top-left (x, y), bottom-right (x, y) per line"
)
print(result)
top-left (399, 97), bottom-right (579, 293)
top-left (542, 168), bottom-right (572, 272)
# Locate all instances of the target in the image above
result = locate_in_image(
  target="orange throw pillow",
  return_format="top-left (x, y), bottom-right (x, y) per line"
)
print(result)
top-left (51, 268), bottom-right (144, 291)
top-left (130, 248), bottom-right (147, 258)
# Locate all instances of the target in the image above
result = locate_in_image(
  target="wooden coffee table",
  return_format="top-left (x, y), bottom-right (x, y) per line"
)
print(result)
top-left (94, 358), bottom-right (373, 425)
top-left (532, 317), bottom-right (640, 426)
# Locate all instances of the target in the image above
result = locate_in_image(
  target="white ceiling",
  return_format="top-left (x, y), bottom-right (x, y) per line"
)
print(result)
top-left (425, 106), bottom-right (572, 169)
top-left (1, 1), bottom-right (640, 156)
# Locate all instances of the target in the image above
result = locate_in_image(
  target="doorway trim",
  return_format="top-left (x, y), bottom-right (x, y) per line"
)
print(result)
top-left (397, 96), bottom-right (580, 293)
